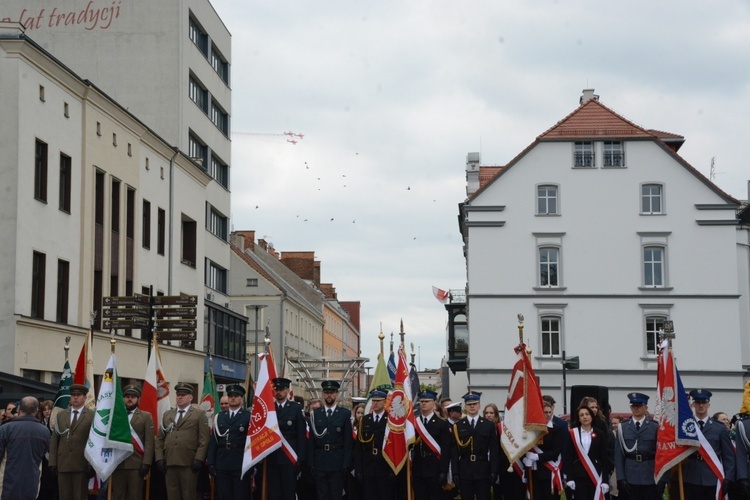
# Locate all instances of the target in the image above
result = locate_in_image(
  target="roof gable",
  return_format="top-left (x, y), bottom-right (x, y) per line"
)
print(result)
top-left (538, 99), bottom-right (656, 140)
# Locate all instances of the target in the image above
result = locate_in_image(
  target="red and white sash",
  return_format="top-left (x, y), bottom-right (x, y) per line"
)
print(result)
top-left (533, 445), bottom-right (563, 493)
top-left (696, 426), bottom-right (727, 500)
top-left (415, 415), bottom-right (441, 459)
top-left (130, 425), bottom-right (144, 456)
top-left (569, 428), bottom-right (604, 500)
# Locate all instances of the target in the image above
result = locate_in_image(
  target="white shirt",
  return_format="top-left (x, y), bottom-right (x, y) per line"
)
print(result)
top-left (579, 427), bottom-right (593, 453)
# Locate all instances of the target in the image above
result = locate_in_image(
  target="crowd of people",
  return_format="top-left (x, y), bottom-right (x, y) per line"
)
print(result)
top-left (2, 380), bottom-right (748, 500)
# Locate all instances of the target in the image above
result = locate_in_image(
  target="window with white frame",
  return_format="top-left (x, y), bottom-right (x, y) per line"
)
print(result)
top-left (206, 204), bottom-right (228, 241)
top-left (603, 141), bottom-right (625, 167)
top-left (539, 247), bottom-right (559, 287)
top-left (537, 185), bottom-right (558, 215)
top-left (540, 316), bottom-right (561, 356)
top-left (574, 141), bottom-right (594, 167)
top-left (205, 259), bottom-right (227, 293)
top-left (189, 76), bottom-right (208, 113)
top-left (189, 15), bottom-right (208, 56)
top-left (643, 246), bottom-right (665, 287)
top-left (645, 316), bottom-right (666, 355)
top-left (188, 133), bottom-right (208, 167)
top-left (211, 47), bottom-right (230, 84)
top-left (209, 155), bottom-right (229, 189)
top-left (641, 184), bottom-right (663, 214)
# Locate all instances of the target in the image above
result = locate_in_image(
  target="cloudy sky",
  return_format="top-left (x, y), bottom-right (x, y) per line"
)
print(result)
top-left (212, 0), bottom-right (750, 370)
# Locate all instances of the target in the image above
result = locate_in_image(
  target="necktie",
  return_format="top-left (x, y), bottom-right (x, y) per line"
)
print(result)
top-left (71, 409), bottom-right (79, 427)
top-left (231, 411), bottom-right (235, 419)
top-left (177, 409), bottom-right (185, 423)
top-left (699, 420), bottom-right (705, 430)
top-left (470, 418), bottom-right (475, 429)
top-left (423, 417), bottom-right (428, 426)
top-left (635, 421), bottom-right (641, 430)
top-left (327, 409), bottom-right (332, 418)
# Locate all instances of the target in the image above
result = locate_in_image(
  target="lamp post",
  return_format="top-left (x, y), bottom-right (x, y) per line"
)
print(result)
top-left (251, 305), bottom-right (268, 379)
top-left (561, 350), bottom-right (580, 414)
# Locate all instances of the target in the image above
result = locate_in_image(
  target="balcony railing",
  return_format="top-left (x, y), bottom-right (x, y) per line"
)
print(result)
top-left (573, 152), bottom-right (594, 167)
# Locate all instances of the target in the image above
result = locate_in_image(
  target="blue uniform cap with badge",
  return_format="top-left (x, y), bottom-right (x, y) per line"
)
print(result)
top-left (689, 388), bottom-right (712, 402)
top-left (272, 378), bottom-right (292, 390)
top-left (369, 389), bottom-right (387, 400)
top-left (628, 392), bottom-right (649, 405)
top-left (419, 390), bottom-right (438, 401)
top-left (321, 380), bottom-right (340, 393)
top-left (226, 384), bottom-right (246, 397)
top-left (462, 390), bottom-right (482, 403)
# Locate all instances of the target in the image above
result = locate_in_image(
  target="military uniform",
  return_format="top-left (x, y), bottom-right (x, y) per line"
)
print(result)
top-left (353, 390), bottom-right (395, 500)
top-left (684, 389), bottom-right (735, 500)
top-left (49, 384), bottom-right (94, 500)
top-left (111, 386), bottom-right (155, 500)
top-left (412, 391), bottom-right (451, 500)
top-left (309, 380), bottom-right (352, 500)
top-left (449, 392), bottom-right (499, 500)
top-left (267, 378), bottom-right (307, 500)
top-left (155, 384), bottom-right (210, 500)
top-left (207, 387), bottom-right (252, 500)
top-left (614, 393), bottom-right (661, 500)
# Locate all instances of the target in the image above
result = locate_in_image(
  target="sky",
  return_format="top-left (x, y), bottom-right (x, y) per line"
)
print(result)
top-left (211, 0), bottom-right (750, 370)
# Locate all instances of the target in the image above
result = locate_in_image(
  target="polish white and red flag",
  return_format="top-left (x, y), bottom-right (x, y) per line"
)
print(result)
top-left (241, 347), bottom-right (298, 478)
top-left (141, 343), bottom-right (171, 435)
top-left (74, 329), bottom-right (96, 410)
top-left (431, 286), bottom-right (451, 304)
top-left (383, 346), bottom-right (416, 474)
top-left (500, 342), bottom-right (548, 464)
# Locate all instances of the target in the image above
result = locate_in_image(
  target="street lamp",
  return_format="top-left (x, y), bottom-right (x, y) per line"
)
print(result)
top-left (561, 350), bottom-right (580, 414)
top-left (250, 305), bottom-right (268, 379)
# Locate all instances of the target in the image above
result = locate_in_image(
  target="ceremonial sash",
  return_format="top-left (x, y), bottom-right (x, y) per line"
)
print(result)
top-left (415, 416), bottom-right (441, 459)
top-left (512, 460), bottom-right (527, 484)
top-left (696, 426), bottom-right (726, 500)
top-left (569, 428), bottom-right (604, 500)
top-left (533, 445), bottom-right (563, 493)
top-left (130, 425), bottom-right (144, 456)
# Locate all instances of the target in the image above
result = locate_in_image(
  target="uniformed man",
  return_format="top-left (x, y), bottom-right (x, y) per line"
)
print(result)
top-left (155, 382), bottom-right (210, 500)
top-left (684, 389), bottom-right (735, 500)
top-left (220, 395), bottom-right (230, 412)
top-left (267, 377), bottom-right (306, 500)
top-left (614, 393), bottom-right (662, 500)
top-left (111, 385), bottom-right (155, 500)
top-left (309, 380), bottom-right (352, 500)
top-left (442, 401), bottom-right (462, 500)
top-left (49, 383), bottom-right (94, 500)
top-left (353, 389), bottom-right (394, 500)
top-left (445, 401), bottom-right (462, 426)
top-left (450, 391), bottom-right (499, 500)
top-left (412, 390), bottom-right (451, 500)
top-left (207, 383), bottom-right (252, 500)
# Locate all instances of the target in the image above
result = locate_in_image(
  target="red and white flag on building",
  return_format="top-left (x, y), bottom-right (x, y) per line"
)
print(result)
top-left (500, 343), bottom-right (548, 463)
top-left (654, 339), bottom-right (700, 482)
top-left (383, 346), bottom-right (416, 474)
top-left (241, 348), bottom-right (298, 478)
top-left (141, 343), bottom-right (171, 435)
top-left (74, 329), bottom-right (96, 410)
top-left (431, 286), bottom-right (451, 304)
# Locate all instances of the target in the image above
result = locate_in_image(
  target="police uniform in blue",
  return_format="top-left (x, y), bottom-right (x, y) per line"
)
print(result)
top-left (267, 377), bottom-right (307, 500)
top-left (309, 380), bottom-right (352, 500)
top-left (411, 390), bottom-right (451, 500)
top-left (207, 384), bottom-right (252, 500)
top-left (353, 389), bottom-right (395, 500)
top-left (449, 391), bottom-right (499, 500)
top-left (684, 389), bottom-right (735, 500)
top-left (614, 392), bottom-right (663, 500)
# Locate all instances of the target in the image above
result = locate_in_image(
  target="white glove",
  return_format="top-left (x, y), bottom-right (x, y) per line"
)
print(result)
top-left (601, 483), bottom-right (610, 494)
top-left (524, 452), bottom-right (539, 462)
top-left (522, 457), bottom-right (533, 467)
top-left (566, 481), bottom-right (576, 491)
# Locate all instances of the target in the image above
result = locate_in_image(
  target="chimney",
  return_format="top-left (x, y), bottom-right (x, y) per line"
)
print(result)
top-left (258, 239), bottom-right (268, 251)
top-left (229, 233), bottom-right (245, 251)
top-left (281, 251), bottom-right (316, 281)
top-left (580, 88), bottom-right (599, 105)
top-left (320, 283), bottom-right (337, 299)
top-left (234, 230), bottom-right (255, 251)
top-left (466, 152), bottom-right (481, 197)
top-left (314, 261), bottom-right (321, 288)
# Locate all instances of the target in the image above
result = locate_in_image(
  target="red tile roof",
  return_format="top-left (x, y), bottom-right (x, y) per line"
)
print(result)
top-left (538, 99), bottom-right (656, 140)
top-left (478, 166), bottom-right (505, 190)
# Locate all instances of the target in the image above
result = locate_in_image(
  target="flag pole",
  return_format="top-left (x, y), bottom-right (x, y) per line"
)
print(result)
top-left (107, 333), bottom-right (117, 500)
top-left (516, 315), bottom-right (536, 500)
top-left (659, 323), bottom-right (683, 500)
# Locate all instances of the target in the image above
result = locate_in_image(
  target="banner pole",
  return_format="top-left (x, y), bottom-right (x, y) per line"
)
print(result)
top-left (678, 461), bottom-right (685, 500)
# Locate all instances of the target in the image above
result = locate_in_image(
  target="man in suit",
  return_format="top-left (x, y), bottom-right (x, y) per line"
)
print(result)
top-left (309, 380), bottom-right (352, 500)
top-left (110, 385), bottom-right (155, 500)
top-left (450, 391), bottom-right (499, 500)
top-left (614, 392), bottom-right (663, 500)
top-left (412, 390), bottom-right (451, 500)
top-left (208, 384), bottom-right (252, 500)
top-left (266, 377), bottom-right (306, 500)
top-left (684, 389), bottom-right (735, 500)
top-left (155, 382), bottom-right (210, 500)
top-left (49, 383), bottom-right (94, 500)
top-left (353, 389), bottom-right (394, 500)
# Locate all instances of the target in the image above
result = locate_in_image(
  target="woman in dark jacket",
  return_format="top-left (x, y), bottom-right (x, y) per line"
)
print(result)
top-left (564, 404), bottom-right (609, 499)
